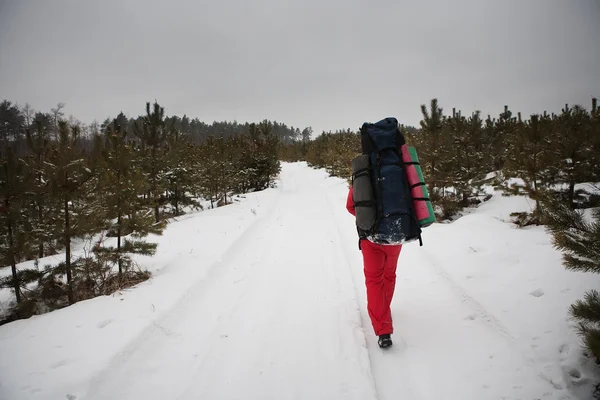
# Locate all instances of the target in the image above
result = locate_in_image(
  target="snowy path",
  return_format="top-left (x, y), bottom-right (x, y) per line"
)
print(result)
top-left (84, 163), bottom-right (566, 400)
top-left (1, 162), bottom-right (588, 400)
top-left (83, 165), bottom-right (378, 400)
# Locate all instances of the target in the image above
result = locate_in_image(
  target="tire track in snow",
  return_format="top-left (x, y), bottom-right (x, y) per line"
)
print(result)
top-left (172, 204), bottom-right (290, 399)
top-left (420, 248), bottom-right (515, 341)
top-left (83, 186), bottom-right (286, 400)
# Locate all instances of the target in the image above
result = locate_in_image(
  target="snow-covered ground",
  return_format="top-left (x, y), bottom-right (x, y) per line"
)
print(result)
top-left (1, 162), bottom-right (599, 400)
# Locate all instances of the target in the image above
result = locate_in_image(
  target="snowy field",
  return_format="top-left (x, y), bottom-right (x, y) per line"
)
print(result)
top-left (1, 161), bottom-right (599, 400)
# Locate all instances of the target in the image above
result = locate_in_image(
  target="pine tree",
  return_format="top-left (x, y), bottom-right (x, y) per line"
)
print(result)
top-left (164, 125), bottom-right (201, 215)
top-left (419, 98), bottom-right (446, 195)
top-left (134, 102), bottom-right (169, 222)
top-left (0, 132), bottom-right (33, 304)
top-left (504, 113), bottom-right (553, 221)
top-left (305, 133), bottom-right (330, 169)
top-left (230, 135), bottom-right (250, 193)
top-left (256, 121), bottom-right (281, 190)
top-left (492, 105), bottom-right (518, 171)
top-left (216, 136), bottom-right (236, 205)
top-left (551, 105), bottom-right (595, 208)
top-left (47, 121), bottom-right (97, 304)
top-left (25, 114), bottom-right (57, 258)
top-left (301, 127), bottom-right (313, 158)
top-left (96, 119), bottom-right (162, 281)
top-left (482, 115), bottom-right (499, 176)
top-left (198, 137), bottom-right (220, 208)
top-left (464, 111), bottom-right (489, 183)
top-left (197, 136), bottom-right (237, 207)
top-left (544, 198), bottom-right (600, 361)
top-left (442, 110), bottom-right (469, 204)
top-left (242, 122), bottom-right (281, 190)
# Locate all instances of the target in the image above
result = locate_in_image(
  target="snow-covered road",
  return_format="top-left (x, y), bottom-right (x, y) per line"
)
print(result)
top-left (1, 162), bottom-right (597, 400)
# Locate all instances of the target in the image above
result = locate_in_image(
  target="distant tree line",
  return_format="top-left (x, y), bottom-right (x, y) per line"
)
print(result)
top-left (0, 99), bottom-right (282, 323)
top-left (110, 113), bottom-right (308, 146)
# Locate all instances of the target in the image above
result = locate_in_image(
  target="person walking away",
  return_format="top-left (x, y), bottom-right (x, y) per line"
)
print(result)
top-left (346, 187), bottom-right (402, 348)
top-left (348, 117), bottom-right (426, 348)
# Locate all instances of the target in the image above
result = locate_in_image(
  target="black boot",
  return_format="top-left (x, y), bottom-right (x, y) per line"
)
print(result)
top-left (378, 334), bottom-right (392, 348)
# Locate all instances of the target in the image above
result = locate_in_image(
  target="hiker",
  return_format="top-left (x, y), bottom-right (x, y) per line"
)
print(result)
top-left (346, 117), bottom-right (428, 349)
top-left (346, 187), bottom-right (402, 349)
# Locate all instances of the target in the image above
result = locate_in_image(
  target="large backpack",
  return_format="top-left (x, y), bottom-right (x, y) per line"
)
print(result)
top-left (351, 117), bottom-right (422, 247)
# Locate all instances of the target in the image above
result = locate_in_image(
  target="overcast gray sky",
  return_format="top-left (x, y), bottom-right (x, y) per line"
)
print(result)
top-left (0, 0), bottom-right (599, 134)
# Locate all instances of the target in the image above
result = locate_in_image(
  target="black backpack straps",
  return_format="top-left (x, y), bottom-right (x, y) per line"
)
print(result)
top-left (354, 200), bottom-right (376, 207)
top-left (353, 166), bottom-right (371, 180)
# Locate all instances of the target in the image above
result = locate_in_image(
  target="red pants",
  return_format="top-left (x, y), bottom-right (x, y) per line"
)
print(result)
top-left (360, 240), bottom-right (402, 336)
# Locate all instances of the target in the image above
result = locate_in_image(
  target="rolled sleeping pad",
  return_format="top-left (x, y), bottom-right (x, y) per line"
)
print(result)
top-left (400, 145), bottom-right (436, 227)
top-left (351, 154), bottom-right (376, 231)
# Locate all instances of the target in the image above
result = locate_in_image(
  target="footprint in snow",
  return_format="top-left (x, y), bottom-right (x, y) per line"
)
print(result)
top-left (50, 359), bottom-right (69, 369)
top-left (97, 319), bottom-right (113, 329)
top-left (530, 288), bottom-right (545, 298)
top-left (464, 314), bottom-right (477, 321)
top-left (568, 368), bottom-right (582, 380)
